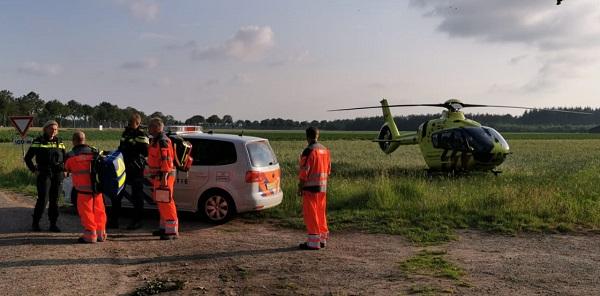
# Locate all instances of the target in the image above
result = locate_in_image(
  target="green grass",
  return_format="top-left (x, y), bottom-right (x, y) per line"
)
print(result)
top-left (255, 138), bottom-right (600, 244)
top-left (2, 128), bottom-right (600, 244)
top-left (399, 250), bottom-right (464, 281)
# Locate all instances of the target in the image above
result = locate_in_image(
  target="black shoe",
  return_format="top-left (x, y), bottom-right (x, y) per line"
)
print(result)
top-left (49, 224), bottom-right (61, 233)
top-left (320, 242), bottom-right (326, 248)
top-left (298, 242), bottom-right (319, 250)
top-left (107, 221), bottom-right (119, 229)
top-left (77, 237), bottom-right (95, 244)
top-left (152, 229), bottom-right (165, 236)
top-left (160, 234), bottom-right (178, 240)
top-left (32, 222), bottom-right (41, 232)
top-left (126, 220), bottom-right (143, 230)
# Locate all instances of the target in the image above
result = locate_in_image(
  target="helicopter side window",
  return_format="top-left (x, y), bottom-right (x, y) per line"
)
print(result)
top-left (432, 129), bottom-right (469, 151)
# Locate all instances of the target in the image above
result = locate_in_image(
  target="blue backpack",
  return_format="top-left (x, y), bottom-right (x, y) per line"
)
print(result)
top-left (92, 150), bottom-right (127, 197)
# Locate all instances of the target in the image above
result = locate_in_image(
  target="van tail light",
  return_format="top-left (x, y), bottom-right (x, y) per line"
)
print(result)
top-left (245, 171), bottom-right (262, 183)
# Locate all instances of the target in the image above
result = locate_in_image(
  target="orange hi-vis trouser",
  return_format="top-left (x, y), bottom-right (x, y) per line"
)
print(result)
top-left (302, 191), bottom-right (329, 249)
top-left (152, 175), bottom-right (178, 236)
top-left (77, 192), bottom-right (107, 243)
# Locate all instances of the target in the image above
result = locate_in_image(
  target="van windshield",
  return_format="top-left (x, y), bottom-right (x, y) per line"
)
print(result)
top-left (246, 141), bottom-right (278, 167)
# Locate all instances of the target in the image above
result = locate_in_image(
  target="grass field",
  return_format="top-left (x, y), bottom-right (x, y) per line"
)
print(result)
top-left (1, 127), bottom-right (599, 244)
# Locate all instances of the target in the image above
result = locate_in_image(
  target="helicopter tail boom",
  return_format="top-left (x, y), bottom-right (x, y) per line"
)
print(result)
top-left (381, 99), bottom-right (401, 138)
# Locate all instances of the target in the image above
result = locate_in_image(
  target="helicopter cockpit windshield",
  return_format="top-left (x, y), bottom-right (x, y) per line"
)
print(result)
top-left (482, 127), bottom-right (509, 150)
top-left (463, 126), bottom-right (510, 152)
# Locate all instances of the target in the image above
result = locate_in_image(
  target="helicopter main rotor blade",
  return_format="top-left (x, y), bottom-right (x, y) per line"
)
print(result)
top-left (460, 104), bottom-right (593, 115)
top-left (328, 103), bottom-right (444, 112)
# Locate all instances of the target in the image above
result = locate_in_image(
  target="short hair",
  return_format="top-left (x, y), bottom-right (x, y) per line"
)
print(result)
top-left (43, 120), bottom-right (58, 129)
top-left (148, 117), bottom-right (164, 129)
top-left (306, 126), bottom-right (319, 140)
top-left (129, 113), bottom-right (141, 125)
top-left (72, 130), bottom-right (85, 143)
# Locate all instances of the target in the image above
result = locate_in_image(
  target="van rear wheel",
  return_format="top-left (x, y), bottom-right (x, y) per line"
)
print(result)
top-left (198, 190), bottom-right (236, 224)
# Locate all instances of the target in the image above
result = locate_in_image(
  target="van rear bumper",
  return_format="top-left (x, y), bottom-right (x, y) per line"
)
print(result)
top-left (238, 191), bottom-right (283, 213)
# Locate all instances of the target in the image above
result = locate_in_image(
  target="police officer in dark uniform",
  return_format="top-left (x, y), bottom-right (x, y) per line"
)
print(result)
top-left (107, 113), bottom-right (149, 229)
top-left (24, 120), bottom-right (66, 232)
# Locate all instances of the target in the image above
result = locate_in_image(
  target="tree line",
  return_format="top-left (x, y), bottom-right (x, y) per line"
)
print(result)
top-left (1, 89), bottom-right (599, 132)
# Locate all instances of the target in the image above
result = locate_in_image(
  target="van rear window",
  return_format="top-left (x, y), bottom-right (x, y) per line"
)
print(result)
top-left (246, 141), bottom-right (278, 167)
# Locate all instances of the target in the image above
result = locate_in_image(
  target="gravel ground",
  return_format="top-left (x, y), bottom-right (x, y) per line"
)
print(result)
top-left (1, 190), bottom-right (599, 295)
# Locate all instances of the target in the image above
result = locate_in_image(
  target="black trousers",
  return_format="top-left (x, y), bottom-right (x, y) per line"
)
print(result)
top-left (110, 175), bottom-right (145, 222)
top-left (33, 172), bottom-right (63, 223)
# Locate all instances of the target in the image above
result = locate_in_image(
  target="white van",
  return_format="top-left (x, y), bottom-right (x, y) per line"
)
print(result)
top-left (64, 130), bottom-right (283, 224)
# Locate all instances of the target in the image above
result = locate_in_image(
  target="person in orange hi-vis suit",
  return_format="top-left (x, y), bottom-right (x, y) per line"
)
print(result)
top-left (147, 117), bottom-right (179, 240)
top-left (298, 127), bottom-right (331, 250)
top-left (64, 131), bottom-right (107, 243)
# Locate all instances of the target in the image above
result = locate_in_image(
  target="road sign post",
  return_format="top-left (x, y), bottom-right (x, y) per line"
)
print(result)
top-left (9, 116), bottom-right (34, 157)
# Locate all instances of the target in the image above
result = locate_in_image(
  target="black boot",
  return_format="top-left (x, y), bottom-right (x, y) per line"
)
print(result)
top-left (126, 219), bottom-right (143, 230)
top-left (107, 218), bottom-right (119, 229)
top-left (49, 222), bottom-right (61, 233)
top-left (32, 220), bottom-right (41, 232)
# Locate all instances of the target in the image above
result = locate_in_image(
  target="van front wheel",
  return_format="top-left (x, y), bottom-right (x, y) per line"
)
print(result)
top-left (198, 190), bottom-right (236, 224)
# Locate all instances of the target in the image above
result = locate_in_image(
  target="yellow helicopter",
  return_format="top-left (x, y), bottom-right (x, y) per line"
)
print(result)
top-left (330, 99), bottom-right (590, 174)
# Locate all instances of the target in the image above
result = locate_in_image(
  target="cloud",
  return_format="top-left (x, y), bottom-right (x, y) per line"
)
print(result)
top-left (268, 50), bottom-right (311, 67)
top-left (117, 0), bottom-right (159, 21)
top-left (229, 73), bottom-right (252, 85)
top-left (120, 57), bottom-right (159, 70)
top-left (152, 77), bottom-right (172, 87)
top-left (165, 40), bottom-right (197, 51)
top-left (192, 26), bottom-right (275, 61)
top-left (409, 1), bottom-right (600, 51)
top-left (509, 54), bottom-right (528, 65)
top-left (410, 1), bottom-right (600, 92)
top-left (521, 54), bottom-right (593, 93)
top-left (139, 32), bottom-right (172, 40)
top-left (18, 62), bottom-right (62, 76)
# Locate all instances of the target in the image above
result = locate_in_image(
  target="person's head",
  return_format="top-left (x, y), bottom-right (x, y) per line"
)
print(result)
top-left (128, 113), bottom-right (141, 129)
top-left (148, 117), bottom-right (164, 136)
top-left (306, 126), bottom-right (319, 143)
top-left (72, 130), bottom-right (85, 146)
top-left (43, 120), bottom-right (59, 138)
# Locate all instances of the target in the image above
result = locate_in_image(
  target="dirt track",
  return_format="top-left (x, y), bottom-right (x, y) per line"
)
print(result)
top-left (0, 190), bottom-right (599, 295)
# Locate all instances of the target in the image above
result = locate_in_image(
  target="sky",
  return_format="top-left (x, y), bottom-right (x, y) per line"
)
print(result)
top-left (1, 0), bottom-right (599, 122)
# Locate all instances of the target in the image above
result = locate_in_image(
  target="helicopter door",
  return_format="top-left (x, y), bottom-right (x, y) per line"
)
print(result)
top-left (431, 129), bottom-right (471, 170)
top-left (431, 129), bottom-right (469, 152)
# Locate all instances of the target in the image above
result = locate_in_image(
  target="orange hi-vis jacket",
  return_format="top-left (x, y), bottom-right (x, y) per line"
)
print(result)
top-left (147, 133), bottom-right (175, 178)
top-left (65, 145), bottom-right (98, 193)
top-left (299, 142), bottom-right (331, 192)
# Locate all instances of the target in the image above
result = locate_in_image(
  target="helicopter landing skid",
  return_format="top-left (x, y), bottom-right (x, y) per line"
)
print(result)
top-left (425, 169), bottom-right (502, 178)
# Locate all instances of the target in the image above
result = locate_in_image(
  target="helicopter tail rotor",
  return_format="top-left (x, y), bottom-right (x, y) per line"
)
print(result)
top-left (376, 99), bottom-right (402, 154)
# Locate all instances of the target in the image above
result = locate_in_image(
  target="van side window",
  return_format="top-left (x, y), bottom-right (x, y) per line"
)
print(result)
top-left (189, 139), bottom-right (237, 166)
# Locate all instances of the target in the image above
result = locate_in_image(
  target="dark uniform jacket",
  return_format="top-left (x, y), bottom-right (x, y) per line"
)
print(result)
top-left (118, 126), bottom-right (149, 177)
top-left (24, 134), bottom-right (66, 176)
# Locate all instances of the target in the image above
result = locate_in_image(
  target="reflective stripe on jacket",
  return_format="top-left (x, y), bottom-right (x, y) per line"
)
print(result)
top-left (147, 132), bottom-right (175, 177)
top-left (65, 145), bottom-right (97, 193)
top-left (23, 135), bottom-right (66, 173)
top-left (299, 142), bottom-right (331, 192)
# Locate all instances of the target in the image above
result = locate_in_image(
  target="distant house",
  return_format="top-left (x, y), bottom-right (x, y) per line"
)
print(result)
top-left (590, 125), bottom-right (600, 133)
